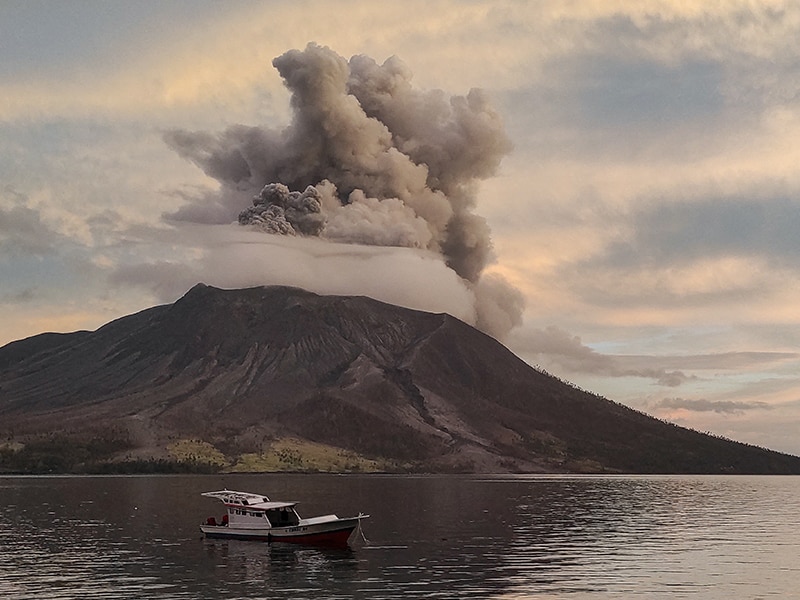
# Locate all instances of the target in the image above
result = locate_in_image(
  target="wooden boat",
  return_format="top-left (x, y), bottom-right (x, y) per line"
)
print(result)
top-left (200, 489), bottom-right (368, 546)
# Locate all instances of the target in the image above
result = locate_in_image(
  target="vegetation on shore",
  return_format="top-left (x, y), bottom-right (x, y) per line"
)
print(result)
top-left (227, 437), bottom-right (389, 472)
top-left (0, 435), bottom-right (394, 475)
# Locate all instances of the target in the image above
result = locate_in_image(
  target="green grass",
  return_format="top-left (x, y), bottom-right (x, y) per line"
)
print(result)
top-left (229, 437), bottom-right (386, 472)
top-left (168, 439), bottom-right (229, 467)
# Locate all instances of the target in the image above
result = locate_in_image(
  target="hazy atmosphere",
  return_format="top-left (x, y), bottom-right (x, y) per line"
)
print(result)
top-left (2, 1), bottom-right (800, 455)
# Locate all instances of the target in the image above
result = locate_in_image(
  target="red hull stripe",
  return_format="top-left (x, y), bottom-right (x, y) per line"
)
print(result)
top-left (271, 526), bottom-right (355, 545)
top-left (203, 526), bottom-right (356, 546)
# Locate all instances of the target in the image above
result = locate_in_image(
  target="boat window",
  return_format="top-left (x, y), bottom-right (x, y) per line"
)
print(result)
top-left (265, 508), bottom-right (300, 527)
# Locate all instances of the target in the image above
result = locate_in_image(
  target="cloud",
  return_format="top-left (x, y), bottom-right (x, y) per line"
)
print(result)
top-left (606, 195), bottom-right (800, 268)
top-left (4, 0), bottom-right (800, 455)
top-left (0, 287), bottom-right (36, 304)
top-left (509, 325), bottom-right (692, 386)
top-left (0, 187), bottom-right (64, 257)
top-left (510, 321), bottom-right (800, 392)
top-left (533, 190), bottom-right (800, 333)
top-left (163, 44), bottom-right (512, 273)
top-left (0, 2), bottom-right (540, 123)
top-left (617, 351), bottom-right (800, 372)
top-left (656, 397), bottom-right (773, 414)
top-left (0, 2), bottom-right (283, 121)
top-left (109, 224), bottom-right (480, 326)
top-left (562, 56), bottom-right (725, 131)
top-left (163, 43), bottom-right (522, 340)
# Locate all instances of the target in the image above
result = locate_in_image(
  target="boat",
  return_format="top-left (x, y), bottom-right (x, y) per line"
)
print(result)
top-left (200, 489), bottom-right (368, 546)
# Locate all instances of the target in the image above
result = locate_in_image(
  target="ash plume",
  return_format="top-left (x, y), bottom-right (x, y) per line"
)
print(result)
top-left (164, 43), bottom-right (523, 339)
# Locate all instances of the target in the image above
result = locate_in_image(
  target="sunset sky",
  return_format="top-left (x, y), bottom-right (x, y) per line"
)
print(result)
top-left (2, 1), bottom-right (800, 455)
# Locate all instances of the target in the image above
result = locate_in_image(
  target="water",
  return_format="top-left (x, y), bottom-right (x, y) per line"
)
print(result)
top-left (1, 474), bottom-right (798, 599)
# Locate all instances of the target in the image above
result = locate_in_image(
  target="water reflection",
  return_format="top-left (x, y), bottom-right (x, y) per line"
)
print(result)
top-left (1, 474), bottom-right (799, 599)
top-left (202, 539), bottom-right (360, 589)
top-left (487, 475), bottom-right (800, 598)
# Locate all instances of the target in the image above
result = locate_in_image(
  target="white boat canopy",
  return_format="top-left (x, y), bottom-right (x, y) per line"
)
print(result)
top-left (201, 490), bottom-right (297, 510)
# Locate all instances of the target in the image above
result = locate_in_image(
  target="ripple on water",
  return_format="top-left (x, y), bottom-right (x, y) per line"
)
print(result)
top-left (1, 474), bottom-right (799, 599)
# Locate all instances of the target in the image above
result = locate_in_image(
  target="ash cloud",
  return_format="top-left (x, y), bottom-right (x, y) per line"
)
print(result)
top-left (239, 183), bottom-right (325, 236)
top-left (164, 43), bottom-right (522, 339)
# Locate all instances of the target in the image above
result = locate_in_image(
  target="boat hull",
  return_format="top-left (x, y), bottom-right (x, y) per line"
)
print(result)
top-left (201, 516), bottom-right (362, 546)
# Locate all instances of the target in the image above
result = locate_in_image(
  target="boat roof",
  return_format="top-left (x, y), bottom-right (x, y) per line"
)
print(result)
top-left (202, 490), bottom-right (297, 510)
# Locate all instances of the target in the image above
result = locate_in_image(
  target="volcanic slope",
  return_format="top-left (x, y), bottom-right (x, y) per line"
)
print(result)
top-left (1, 283), bottom-right (799, 474)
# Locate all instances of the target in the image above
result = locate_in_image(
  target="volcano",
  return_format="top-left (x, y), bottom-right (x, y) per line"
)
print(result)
top-left (1, 284), bottom-right (799, 474)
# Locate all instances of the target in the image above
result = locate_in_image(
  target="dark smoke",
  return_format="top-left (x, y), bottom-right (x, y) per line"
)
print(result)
top-left (239, 183), bottom-right (325, 236)
top-left (164, 43), bottom-right (523, 339)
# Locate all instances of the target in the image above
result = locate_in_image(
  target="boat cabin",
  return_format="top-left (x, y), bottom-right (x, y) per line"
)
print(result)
top-left (202, 490), bottom-right (301, 529)
top-left (200, 488), bottom-right (366, 546)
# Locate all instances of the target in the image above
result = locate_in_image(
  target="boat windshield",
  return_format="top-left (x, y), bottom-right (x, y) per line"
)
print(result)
top-left (265, 507), bottom-right (300, 527)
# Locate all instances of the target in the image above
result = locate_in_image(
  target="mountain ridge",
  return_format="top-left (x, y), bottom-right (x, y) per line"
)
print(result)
top-left (2, 283), bottom-right (799, 474)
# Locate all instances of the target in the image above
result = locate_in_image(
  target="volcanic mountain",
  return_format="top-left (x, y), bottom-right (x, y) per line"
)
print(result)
top-left (1, 284), bottom-right (799, 474)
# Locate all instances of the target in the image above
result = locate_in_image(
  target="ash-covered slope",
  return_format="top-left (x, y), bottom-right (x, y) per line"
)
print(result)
top-left (2, 284), bottom-right (799, 474)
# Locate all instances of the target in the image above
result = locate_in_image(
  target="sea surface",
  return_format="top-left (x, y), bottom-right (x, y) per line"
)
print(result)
top-left (0, 474), bottom-right (798, 599)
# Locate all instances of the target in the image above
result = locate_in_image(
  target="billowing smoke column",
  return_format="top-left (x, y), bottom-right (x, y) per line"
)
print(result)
top-left (164, 43), bottom-right (523, 339)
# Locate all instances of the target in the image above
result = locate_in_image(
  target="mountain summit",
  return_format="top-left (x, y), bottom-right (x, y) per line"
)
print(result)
top-left (2, 284), bottom-right (799, 474)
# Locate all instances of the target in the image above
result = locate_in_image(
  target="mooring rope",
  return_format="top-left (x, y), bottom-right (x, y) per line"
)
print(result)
top-left (356, 517), bottom-right (370, 545)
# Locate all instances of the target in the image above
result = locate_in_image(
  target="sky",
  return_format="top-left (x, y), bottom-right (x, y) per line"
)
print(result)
top-left (2, 0), bottom-right (800, 455)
